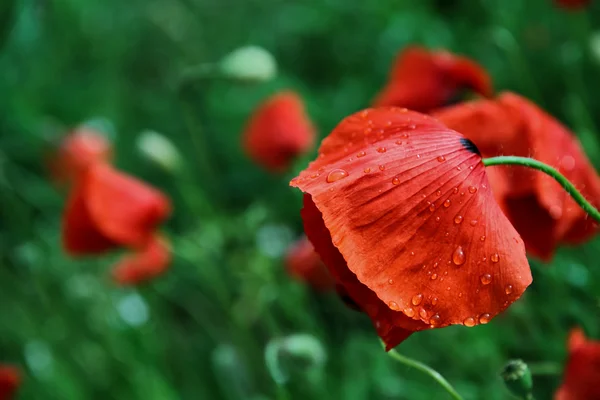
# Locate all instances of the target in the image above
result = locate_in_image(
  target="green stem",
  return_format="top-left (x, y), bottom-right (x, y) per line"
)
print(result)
top-left (384, 343), bottom-right (464, 400)
top-left (483, 156), bottom-right (600, 223)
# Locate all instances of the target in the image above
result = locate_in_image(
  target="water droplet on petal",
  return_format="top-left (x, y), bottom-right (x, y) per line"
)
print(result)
top-left (410, 251), bottom-right (415, 256)
top-left (392, 177), bottom-right (400, 185)
top-left (357, 151), bottom-right (366, 158)
top-left (431, 273), bottom-right (438, 280)
top-left (444, 199), bottom-right (451, 208)
top-left (429, 203), bottom-right (436, 212)
top-left (419, 308), bottom-right (428, 319)
top-left (435, 216), bottom-right (441, 222)
top-left (395, 140), bottom-right (403, 145)
top-left (457, 166), bottom-right (462, 171)
top-left (491, 253), bottom-right (500, 263)
top-left (454, 215), bottom-right (463, 224)
top-left (377, 147), bottom-right (387, 153)
top-left (326, 169), bottom-right (348, 183)
top-left (388, 278), bottom-right (394, 285)
top-left (479, 313), bottom-right (490, 324)
top-left (404, 308), bottom-right (415, 317)
top-left (416, 154), bottom-right (421, 159)
top-left (411, 294), bottom-right (423, 306)
top-left (429, 314), bottom-right (440, 325)
top-left (379, 165), bottom-right (385, 171)
top-left (436, 190), bottom-right (442, 196)
top-left (480, 235), bottom-right (486, 241)
top-left (437, 156), bottom-right (446, 162)
top-left (453, 187), bottom-right (459, 194)
top-left (480, 274), bottom-right (492, 285)
top-left (364, 168), bottom-right (371, 173)
top-left (463, 317), bottom-right (476, 327)
top-left (452, 246), bottom-right (466, 265)
top-left (431, 297), bottom-right (438, 305)
top-left (470, 220), bottom-right (478, 226)
top-left (505, 285), bottom-right (513, 295)
top-left (388, 301), bottom-right (399, 311)
top-left (468, 186), bottom-right (477, 194)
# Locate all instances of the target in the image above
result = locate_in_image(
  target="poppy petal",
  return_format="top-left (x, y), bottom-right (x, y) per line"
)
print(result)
top-left (285, 236), bottom-right (335, 291)
top-left (302, 195), bottom-right (420, 349)
top-left (62, 180), bottom-right (118, 255)
top-left (85, 164), bottom-right (171, 248)
top-left (556, 328), bottom-right (600, 400)
top-left (112, 235), bottom-right (171, 285)
top-left (291, 107), bottom-right (531, 329)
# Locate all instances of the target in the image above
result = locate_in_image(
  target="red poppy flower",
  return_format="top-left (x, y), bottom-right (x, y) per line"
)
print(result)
top-left (373, 46), bottom-right (493, 112)
top-left (63, 163), bottom-right (171, 254)
top-left (434, 92), bottom-right (600, 260)
top-left (49, 128), bottom-right (112, 186)
top-left (554, 0), bottom-right (591, 10)
top-left (290, 107), bottom-right (531, 349)
top-left (285, 236), bottom-right (335, 291)
top-left (555, 328), bottom-right (600, 400)
top-left (112, 235), bottom-right (171, 285)
top-left (243, 91), bottom-right (316, 172)
top-left (0, 365), bottom-right (20, 400)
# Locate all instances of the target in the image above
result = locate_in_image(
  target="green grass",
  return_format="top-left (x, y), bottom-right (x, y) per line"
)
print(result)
top-left (1, 0), bottom-right (600, 399)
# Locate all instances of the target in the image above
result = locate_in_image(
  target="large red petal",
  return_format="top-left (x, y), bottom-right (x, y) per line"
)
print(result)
top-left (555, 329), bottom-right (600, 400)
top-left (85, 164), bottom-right (171, 248)
top-left (301, 195), bottom-right (421, 349)
top-left (62, 180), bottom-right (118, 255)
top-left (291, 107), bottom-right (531, 328)
top-left (112, 235), bottom-right (171, 285)
top-left (243, 91), bottom-right (316, 172)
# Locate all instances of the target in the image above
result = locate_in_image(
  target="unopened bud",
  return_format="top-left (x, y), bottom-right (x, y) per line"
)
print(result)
top-left (500, 359), bottom-right (533, 399)
top-left (220, 46), bottom-right (276, 83)
top-left (136, 130), bottom-right (182, 172)
top-left (265, 333), bottom-right (326, 384)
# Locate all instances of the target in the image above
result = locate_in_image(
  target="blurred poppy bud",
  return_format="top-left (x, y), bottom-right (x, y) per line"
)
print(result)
top-left (136, 130), bottom-right (183, 173)
top-left (265, 333), bottom-right (326, 384)
top-left (220, 46), bottom-right (277, 83)
top-left (500, 359), bottom-right (533, 399)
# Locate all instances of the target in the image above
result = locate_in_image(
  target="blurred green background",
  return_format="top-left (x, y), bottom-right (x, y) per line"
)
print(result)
top-left (1, 0), bottom-right (600, 399)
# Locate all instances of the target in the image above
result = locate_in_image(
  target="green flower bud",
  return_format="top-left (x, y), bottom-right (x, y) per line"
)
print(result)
top-left (220, 46), bottom-right (277, 83)
top-left (136, 130), bottom-right (182, 173)
top-left (265, 333), bottom-right (326, 384)
top-left (500, 359), bottom-right (533, 399)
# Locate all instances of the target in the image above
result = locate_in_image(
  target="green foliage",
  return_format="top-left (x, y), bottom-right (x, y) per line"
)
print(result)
top-left (1, 0), bottom-right (600, 399)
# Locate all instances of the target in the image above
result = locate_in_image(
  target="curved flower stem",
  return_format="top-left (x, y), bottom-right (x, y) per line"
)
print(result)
top-left (383, 343), bottom-right (464, 400)
top-left (483, 156), bottom-right (600, 223)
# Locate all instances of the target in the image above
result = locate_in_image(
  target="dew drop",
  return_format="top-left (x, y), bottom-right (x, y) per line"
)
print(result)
top-left (429, 314), bottom-right (440, 325)
top-left (436, 190), bottom-right (442, 196)
top-left (431, 297), bottom-right (438, 305)
top-left (388, 301), bottom-right (399, 311)
top-left (470, 219), bottom-right (478, 226)
top-left (419, 308), bottom-right (428, 319)
top-left (392, 177), bottom-right (401, 185)
top-left (379, 165), bottom-right (386, 171)
top-left (444, 232), bottom-right (450, 237)
top-left (364, 128), bottom-right (372, 135)
top-left (479, 313), bottom-right (490, 324)
top-left (411, 294), bottom-right (423, 306)
top-left (457, 166), bottom-right (462, 171)
top-left (429, 203), bottom-right (436, 212)
top-left (408, 124), bottom-right (416, 130)
top-left (431, 273), bottom-right (438, 280)
top-left (443, 199), bottom-right (451, 208)
top-left (410, 251), bottom-right (415, 256)
top-left (480, 235), bottom-right (486, 242)
top-left (491, 253), bottom-right (500, 263)
top-left (454, 215), bottom-right (463, 224)
top-left (395, 140), bottom-right (403, 145)
top-left (505, 285), bottom-right (513, 295)
top-left (463, 317), bottom-right (476, 327)
top-left (404, 308), bottom-right (415, 317)
top-left (388, 278), bottom-right (394, 285)
top-left (326, 169), bottom-right (349, 183)
top-left (453, 187), bottom-right (459, 194)
top-left (435, 216), bottom-right (441, 222)
top-left (468, 186), bottom-right (477, 194)
top-left (416, 154), bottom-right (421, 159)
top-left (357, 151), bottom-right (366, 158)
top-left (437, 156), bottom-right (446, 162)
top-left (433, 262), bottom-right (439, 268)
top-left (364, 168), bottom-right (371, 173)
top-left (480, 274), bottom-right (492, 285)
top-left (377, 147), bottom-right (387, 153)
top-left (452, 246), bottom-right (466, 266)
top-left (385, 120), bottom-right (392, 127)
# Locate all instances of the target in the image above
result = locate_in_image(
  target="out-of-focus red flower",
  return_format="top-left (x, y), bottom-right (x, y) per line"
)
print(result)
top-left (555, 328), bottom-right (600, 400)
top-left (373, 46), bottom-right (492, 112)
top-left (62, 163), bottom-right (171, 283)
top-left (290, 107), bottom-right (531, 349)
top-left (49, 128), bottom-right (113, 186)
top-left (434, 92), bottom-right (600, 260)
top-left (112, 235), bottom-right (171, 285)
top-left (554, 0), bottom-right (591, 10)
top-left (285, 236), bottom-right (334, 291)
top-left (243, 91), bottom-right (316, 172)
top-left (0, 365), bottom-right (20, 400)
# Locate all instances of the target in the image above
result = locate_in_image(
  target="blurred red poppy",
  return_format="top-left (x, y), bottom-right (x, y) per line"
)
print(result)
top-left (555, 328), bottom-right (600, 400)
top-left (0, 365), bottom-right (19, 400)
top-left (285, 236), bottom-right (334, 291)
top-left (434, 92), bottom-right (600, 260)
top-left (373, 46), bottom-right (492, 112)
top-left (49, 127), bottom-right (112, 186)
top-left (62, 163), bottom-right (171, 283)
top-left (554, 0), bottom-right (591, 10)
top-left (243, 91), bottom-right (316, 172)
top-left (290, 107), bottom-right (531, 349)
top-left (112, 235), bottom-right (171, 285)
